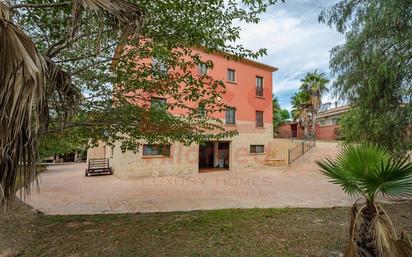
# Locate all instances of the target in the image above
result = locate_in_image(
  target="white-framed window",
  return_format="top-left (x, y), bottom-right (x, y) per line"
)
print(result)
top-left (198, 63), bottom-right (208, 75)
top-left (227, 69), bottom-right (236, 82)
top-left (142, 144), bottom-right (171, 157)
top-left (250, 145), bottom-right (264, 154)
top-left (256, 76), bottom-right (264, 97)
top-left (225, 106), bottom-right (236, 125)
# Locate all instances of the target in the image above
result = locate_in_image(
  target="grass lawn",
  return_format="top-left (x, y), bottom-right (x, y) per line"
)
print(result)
top-left (0, 200), bottom-right (411, 257)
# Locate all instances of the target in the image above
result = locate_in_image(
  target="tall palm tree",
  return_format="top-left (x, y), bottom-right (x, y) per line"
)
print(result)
top-left (0, 0), bottom-right (143, 208)
top-left (291, 91), bottom-right (311, 137)
top-left (300, 70), bottom-right (329, 136)
top-left (273, 96), bottom-right (281, 112)
top-left (317, 144), bottom-right (412, 257)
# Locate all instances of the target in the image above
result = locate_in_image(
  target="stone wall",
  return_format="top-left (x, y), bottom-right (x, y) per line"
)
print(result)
top-left (87, 144), bottom-right (106, 160)
top-left (228, 122), bottom-right (273, 170)
top-left (108, 142), bottom-right (198, 179)
top-left (96, 121), bottom-right (274, 179)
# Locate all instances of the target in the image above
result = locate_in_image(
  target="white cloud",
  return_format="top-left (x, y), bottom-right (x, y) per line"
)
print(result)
top-left (235, 0), bottom-right (344, 107)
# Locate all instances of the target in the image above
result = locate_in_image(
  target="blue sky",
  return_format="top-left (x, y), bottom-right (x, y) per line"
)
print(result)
top-left (237, 0), bottom-right (344, 111)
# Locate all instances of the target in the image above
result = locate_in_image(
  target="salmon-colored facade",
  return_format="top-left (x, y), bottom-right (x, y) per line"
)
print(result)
top-left (180, 50), bottom-right (274, 124)
top-left (88, 49), bottom-right (278, 179)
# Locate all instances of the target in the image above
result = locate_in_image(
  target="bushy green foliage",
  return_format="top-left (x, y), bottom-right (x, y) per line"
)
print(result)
top-left (272, 97), bottom-right (290, 135)
top-left (10, 0), bottom-right (281, 152)
top-left (319, 0), bottom-right (412, 157)
top-left (38, 128), bottom-right (89, 159)
top-left (317, 143), bottom-right (412, 203)
top-left (279, 109), bottom-right (290, 121)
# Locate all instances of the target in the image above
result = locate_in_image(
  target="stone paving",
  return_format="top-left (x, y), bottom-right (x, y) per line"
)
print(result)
top-left (24, 141), bottom-right (358, 215)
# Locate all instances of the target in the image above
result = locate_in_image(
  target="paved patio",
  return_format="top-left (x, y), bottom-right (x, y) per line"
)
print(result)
top-left (24, 142), bottom-right (357, 215)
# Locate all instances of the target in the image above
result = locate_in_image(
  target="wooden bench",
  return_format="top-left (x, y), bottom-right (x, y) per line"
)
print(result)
top-left (85, 158), bottom-right (113, 176)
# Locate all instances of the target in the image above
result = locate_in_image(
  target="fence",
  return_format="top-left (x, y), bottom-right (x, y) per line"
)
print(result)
top-left (288, 136), bottom-right (316, 164)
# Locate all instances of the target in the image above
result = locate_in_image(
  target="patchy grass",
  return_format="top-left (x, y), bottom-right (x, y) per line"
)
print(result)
top-left (0, 200), bottom-right (411, 257)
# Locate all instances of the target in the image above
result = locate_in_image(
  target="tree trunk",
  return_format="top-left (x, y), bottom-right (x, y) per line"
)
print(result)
top-left (357, 203), bottom-right (377, 257)
top-left (312, 111), bottom-right (316, 137)
top-left (303, 125), bottom-right (308, 138)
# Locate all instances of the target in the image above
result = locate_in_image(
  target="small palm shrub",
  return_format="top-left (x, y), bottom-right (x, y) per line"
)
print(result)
top-left (317, 143), bottom-right (412, 257)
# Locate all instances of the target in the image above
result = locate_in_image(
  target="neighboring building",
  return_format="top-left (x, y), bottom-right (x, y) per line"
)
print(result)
top-left (88, 50), bottom-right (278, 179)
top-left (278, 104), bottom-right (349, 141)
top-left (315, 104), bottom-right (349, 140)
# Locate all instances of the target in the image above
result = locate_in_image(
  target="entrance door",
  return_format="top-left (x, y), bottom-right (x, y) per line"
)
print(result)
top-left (199, 142), bottom-right (230, 171)
top-left (291, 124), bottom-right (298, 138)
top-left (199, 142), bottom-right (214, 168)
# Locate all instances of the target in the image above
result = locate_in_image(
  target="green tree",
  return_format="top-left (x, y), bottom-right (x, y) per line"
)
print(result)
top-left (291, 91), bottom-right (310, 137)
top-left (272, 96), bottom-right (281, 135)
top-left (272, 97), bottom-right (290, 136)
top-left (317, 143), bottom-right (412, 256)
top-left (273, 96), bottom-right (281, 112)
top-left (0, 0), bottom-right (280, 207)
top-left (38, 127), bottom-right (89, 160)
top-left (319, 0), bottom-right (412, 157)
top-left (299, 70), bottom-right (329, 134)
top-left (279, 109), bottom-right (290, 121)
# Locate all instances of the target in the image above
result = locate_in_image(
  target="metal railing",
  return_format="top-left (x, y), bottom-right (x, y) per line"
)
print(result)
top-left (288, 135), bottom-right (316, 164)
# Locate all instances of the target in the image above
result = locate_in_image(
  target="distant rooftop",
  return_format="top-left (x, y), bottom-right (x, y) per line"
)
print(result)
top-left (317, 103), bottom-right (350, 119)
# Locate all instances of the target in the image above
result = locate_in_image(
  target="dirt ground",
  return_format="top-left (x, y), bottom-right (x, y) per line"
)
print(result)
top-left (22, 142), bottom-right (361, 215)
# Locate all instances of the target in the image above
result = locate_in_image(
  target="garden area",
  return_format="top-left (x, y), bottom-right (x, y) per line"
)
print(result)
top-left (1, 200), bottom-right (411, 257)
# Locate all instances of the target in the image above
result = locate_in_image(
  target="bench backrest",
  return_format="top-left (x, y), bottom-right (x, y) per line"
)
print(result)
top-left (88, 158), bottom-right (110, 169)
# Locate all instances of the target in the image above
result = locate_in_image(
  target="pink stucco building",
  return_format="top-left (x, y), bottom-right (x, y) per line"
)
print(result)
top-left (88, 50), bottom-right (278, 179)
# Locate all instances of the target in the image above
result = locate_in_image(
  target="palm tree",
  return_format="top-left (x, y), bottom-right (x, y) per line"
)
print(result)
top-left (317, 143), bottom-right (412, 257)
top-left (300, 70), bottom-right (329, 136)
top-left (0, 0), bottom-right (143, 208)
top-left (272, 96), bottom-right (281, 135)
top-left (291, 91), bottom-right (311, 137)
top-left (273, 96), bottom-right (281, 112)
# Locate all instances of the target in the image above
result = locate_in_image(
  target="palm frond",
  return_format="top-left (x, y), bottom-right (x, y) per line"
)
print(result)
top-left (299, 70), bottom-right (329, 111)
top-left (70, 0), bottom-right (144, 40)
top-left (378, 158), bottom-right (412, 198)
top-left (0, 1), bottom-right (9, 20)
top-left (372, 213), bottom-right (397, 257)
top-left (316, 156), bottom-right (363, 197)
top-left (344, 241), bottom-right (361, 257)
top-left (0, 19), bottom-right (46, 207)
top-left (395, 231), bottom-right (412, 257)
top-left (317, 143), bottom-right (412, 202)
top-left (345, 203), bottom-right (412, 257)
top-left (43, 58), bottom-right (81, 131)
top-left (0, 10), bottom-right (81, 208)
